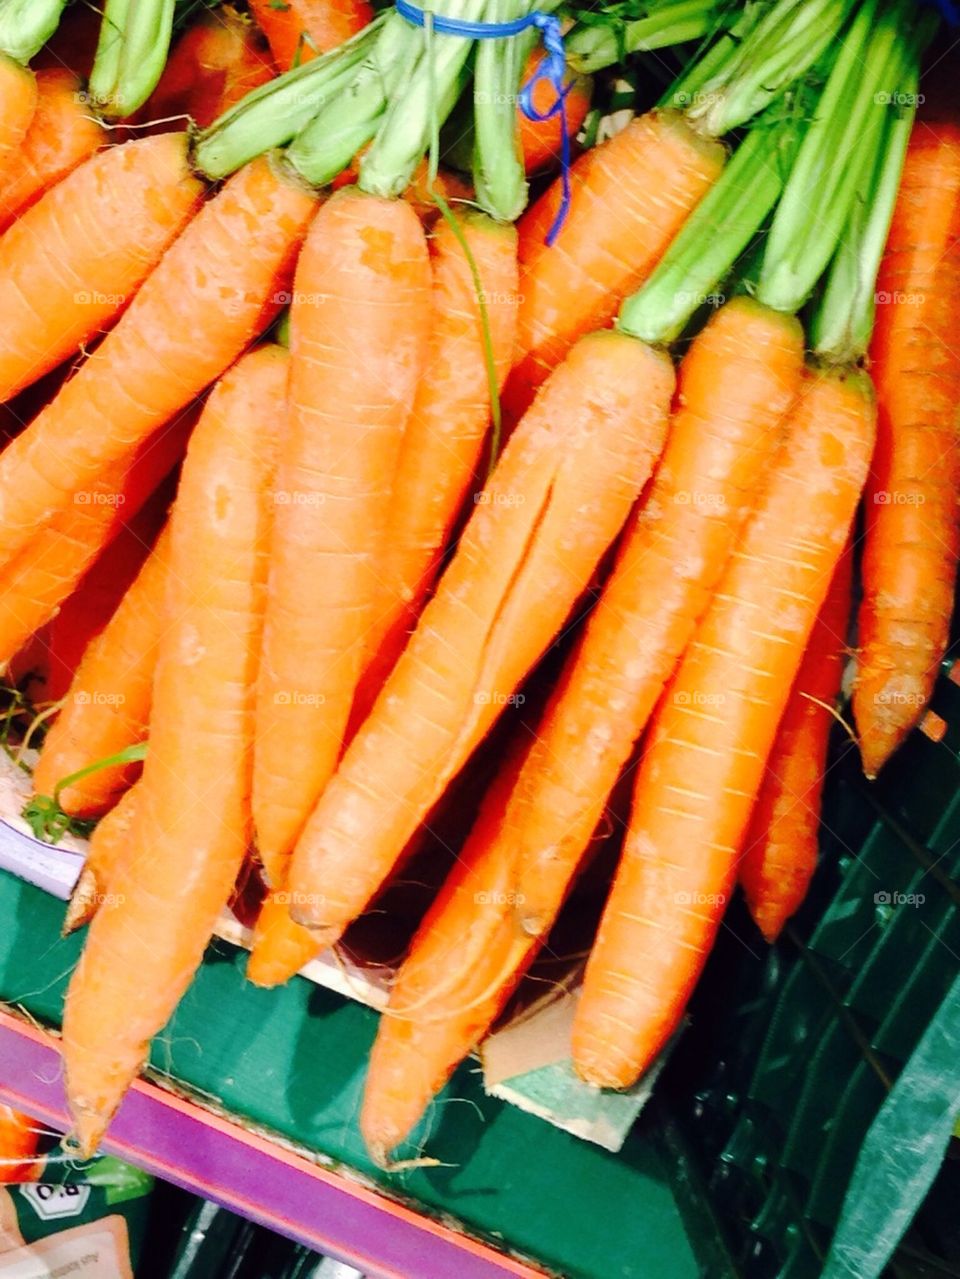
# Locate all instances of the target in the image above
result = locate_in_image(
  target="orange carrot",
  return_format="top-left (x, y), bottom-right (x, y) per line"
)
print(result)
top-left (740, 545), bottom-right (853, 943)
top-left (0, 155), bottom-right (316, 569)
top-left (0, 53), bottom-right (37, 185)
top-left (253, 190), bottom-right (430, 885)
top-left (245, 889), bottom-right (319, 987)
top-left (249, 0), bottom-right (373, 68)
top-left (64, 783), bottom-right (141, 936)
top-left (43, 488), bottom-right (170, 703)
top-left (137, 5), bottom-right (276, 130)
top-left (507, 300), bottom-right (805, 936)
top-left (63, 345), bottom-right (288, 1155)
top-left (572, 368), bottom-right (875, 1088)
top-left (285, 330), bottom-right (674, 945)
top-left (517, 49), bottom-right (592, 176)
top-left (853, 119), bottom-right (960, 777)
top-left (0, 69), bottom-right (105, 233)
top-left (503, 111), bottom-right (724, 422)
top-left (34, 524), bottom-right (174, 817)
top-left (0, 414), bottom-right (189, 672)
top-left (0, 1106), bottom-right (41, 1184)
top-left (0, 134), bottom-right (204, 405)
top-left (351, 211), bottom-right (518, 720)
top-left (361, 741), bottom-right (535, 1162)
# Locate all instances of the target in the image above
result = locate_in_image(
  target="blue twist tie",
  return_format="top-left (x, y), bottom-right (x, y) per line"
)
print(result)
top-left (395, 0), bottom-right (572, 244)
top-left (922, 0), bottom-right (960, 22)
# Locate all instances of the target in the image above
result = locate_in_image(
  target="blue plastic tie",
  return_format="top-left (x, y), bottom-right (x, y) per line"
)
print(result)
top-left (395, 0), bottom-right (571, 244)
top-left (921, 0), bottom-right (959, 22)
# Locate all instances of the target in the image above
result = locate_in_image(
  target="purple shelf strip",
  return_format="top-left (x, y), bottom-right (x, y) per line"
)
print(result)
top-left (0, 1015), bottom-right (543, 1279)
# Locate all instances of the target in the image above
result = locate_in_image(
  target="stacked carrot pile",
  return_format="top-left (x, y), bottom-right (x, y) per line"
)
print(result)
top-left (0, 0), bottom-right (956, 1164)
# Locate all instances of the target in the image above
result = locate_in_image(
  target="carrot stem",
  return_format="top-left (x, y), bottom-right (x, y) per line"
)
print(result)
top-left (757, 0), bottom-right (914, 314)
top-left (0, 0), bottom-right (67, 62)
top-left (809, 19), bottom-right (931, 362)
top-left (22, 743), bottom-right (149, 845)
top-left (568, 0), bottom-right (733, 77)
top-left (471, 0), bottom-right (529, 222)
top-left (194, 16), bottom-right (385, 179)
top-left (684, 0), bottom-right (856, 134)
top-left (618, 99), bottom-right (810, 344)
top-left (90, 0), bottom-right (176, 118)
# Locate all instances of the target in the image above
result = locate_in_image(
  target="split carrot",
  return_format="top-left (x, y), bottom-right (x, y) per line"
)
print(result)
top-left (352, 210), bottom-right (519, 720)
top-left (64, 783), bottom-right (140, 935)
top-left (740, 544), bottom-right (853, 942)
top-left (137, 5), bottom-right (276, 130)
top-left (63, 345), bottom-right (288, 1156)
top-left (33, 524), bottom-right (174, 817)
top-left (0, 414), bottom-right (189, 672)
top-left (42, 491), bottom-right (169, 702)
top-left (853, 118), bottom-right (960, 777)
top-left (0, 154), bottom-right (316, 570)
top-left (572, 368), bottom-right (875, 1088)
top-left (285, 330), bottom-right (674, 945)
top-left (503, 111), bottom-right (724, 421)
top-left (0, 133), bottom-right (204, 405)
top-left (0, 53), bottom-right (37, 184)
top-left (0, 1106), bottom-right (41, 1184)
top-left (253, 189), bottom-right (430, 885)
top-left (509, 299), bottom-right (805, 937)
top-left (249, 0), bottom-right (373, 69)
top-left (361, 741), bottom-right (536, 1162)
top-left (0, 69), bottom-right (105, 233)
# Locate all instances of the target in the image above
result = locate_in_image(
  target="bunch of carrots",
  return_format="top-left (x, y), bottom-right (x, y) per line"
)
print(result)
top-left (0, 0), bottom-right (955, 1167)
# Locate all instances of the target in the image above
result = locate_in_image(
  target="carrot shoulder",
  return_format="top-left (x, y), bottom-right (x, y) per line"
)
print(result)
top-left (503, 111), bottom-right (724, 421)
top-left (285, 330), bottom-right (674, 946)
top-left (253, 189), bottom-right (430, 886)
top-left (0, 53), bottom-right (37, 184)
top-left (0, 134), bottom-right (203, 405)
top-left (0, 69), bottom-right (105, 233)
top-left (740, 544), bottom-right (853, 942)
top-left (573, 368), bottom-right (875, 1089)
top-left (853, 118), bottom-right (960, 777)
top-left (62, 345), bottom-right (288, 1156)
top-left (0, 155), bottom-right (316, 571)
top-left (351, 210), bottom-right (519, 719)
top-left (249, 0), bottom-right (373, 68)
top-left (33, 524), bottom-right (174, 818)
top-left (510, 299), bottom-right (804, 936)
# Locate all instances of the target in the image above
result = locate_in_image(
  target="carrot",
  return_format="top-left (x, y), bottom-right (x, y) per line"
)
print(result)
top-left (361, 741), bottom-right (536, 1162)
top-left (285, 330), bottom-right (674, 945)
top-left (252, 189), bottom-right (430, 885)
top-left (0, 1106), bottom-right (41, 1184)
top-left (502, 112), bottom-right (724, 422)
top-left (64, 783), bottom-right (140, 935)
top-left (42, 491), bottom-right (169, 702)
top-left (0, 53), bottom-right (37, 184)
top-left (249, 0), bottom-right (373, 69)
top-left (517, 49), bottom-right (592, 176)
top-left (0, 69), bottom-right (105, 233)
top-left (740, 544), bottom-right (853, 943)
top-left (352, 210), bottom-right (519, 720)
top-left (34, 524), bottom-right (174, 817)
top-left (62, 345), bottom-right (287, 1156)
top-left (245, 889), bottom-right (319, 987)
top-left (0, 154), bottom-right (316, 570)
top-left (0, 133), bottom-right (204, 406)
top-left (853, 119), bottom-right (960, 778)
top-left (572, 367), bottom-right (875, 1088)
top-left (137, 5), bottom-right (276, 131)
top-left (509, 300), bottom-right (805, 937)
top-left (0, 414), bottom-right (189, 673)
